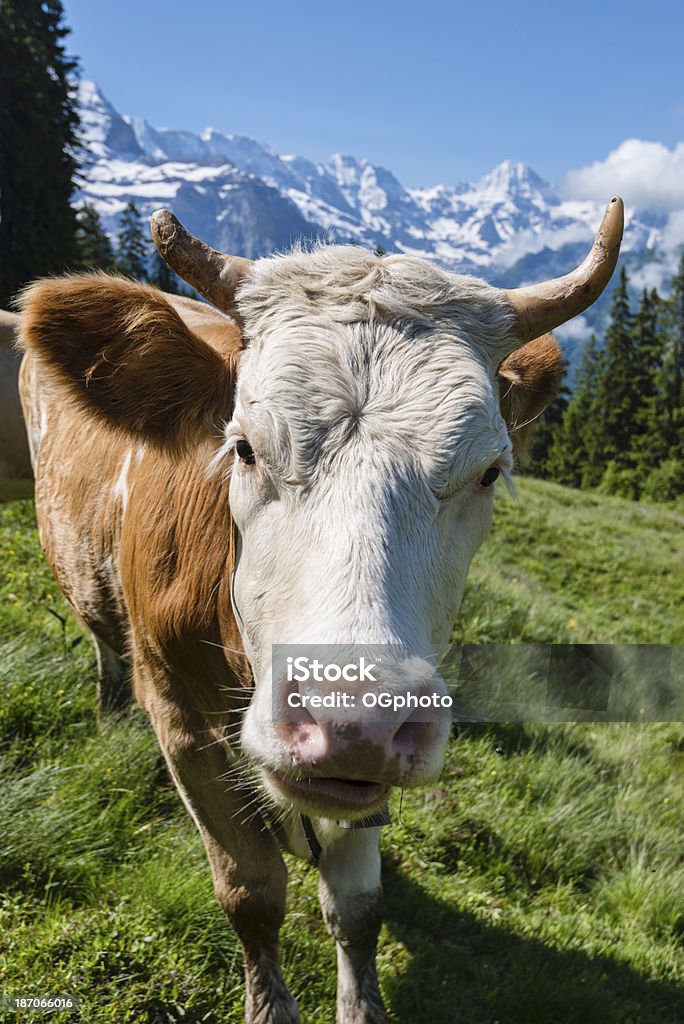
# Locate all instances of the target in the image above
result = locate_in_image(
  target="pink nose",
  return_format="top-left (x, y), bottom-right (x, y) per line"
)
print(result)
top-left (274, 703), bottom-right (444, 782)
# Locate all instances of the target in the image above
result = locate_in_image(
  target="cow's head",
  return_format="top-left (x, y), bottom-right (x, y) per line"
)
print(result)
top-left (21, 198), bottom-right (622, 820)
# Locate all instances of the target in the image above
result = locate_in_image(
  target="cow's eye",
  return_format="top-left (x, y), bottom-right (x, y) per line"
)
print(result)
top-left (479, 466), bottom-right (500, 487)
top-left (235, 439), bottom-right (255, 465)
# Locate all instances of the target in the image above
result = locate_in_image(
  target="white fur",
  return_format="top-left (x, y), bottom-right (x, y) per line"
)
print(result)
top-left (223, 246), bottom-right (516, 796)
top-left (112, 449), bottom-right (132, 511)
top-left (317, 826), bottom-right (384, 1008)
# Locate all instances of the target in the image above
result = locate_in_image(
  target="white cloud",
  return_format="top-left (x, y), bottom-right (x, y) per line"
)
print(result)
top-left (554, 316), bottom-right (594, 347)
top-left (562, 139), bottom-right (684, 212)
top-left (629, 262), bottom-right (672, 293)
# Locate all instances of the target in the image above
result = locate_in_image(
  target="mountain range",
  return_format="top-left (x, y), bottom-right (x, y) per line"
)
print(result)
top-left (77, 80), bottom-right (683, 358)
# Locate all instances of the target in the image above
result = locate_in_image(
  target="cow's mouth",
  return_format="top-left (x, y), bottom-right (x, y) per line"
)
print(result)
top-left (263, 769), bottom-right (389, 816)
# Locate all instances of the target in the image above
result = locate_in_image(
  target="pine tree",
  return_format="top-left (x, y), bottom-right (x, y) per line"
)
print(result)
top-left (632, 287), bottom-right (663, 387)
top-left (148, 249), bottom-right (179, 293)
top-left (660, 253), bottom-right (684, 461)
top-left (546, 335), bottom-right (604, 487)
top-left (593, 266), bottom-right (637, 471)
top-left (116, 201), bottom-right (148, 280)
top-left (526, 384), bottom-right (570, 478)
top-left (75, 203), bottom-right (114, 271)
top-left (0, 0), bottom-right (80, 305)
top-left (629, 288), bottom-right (668, 469)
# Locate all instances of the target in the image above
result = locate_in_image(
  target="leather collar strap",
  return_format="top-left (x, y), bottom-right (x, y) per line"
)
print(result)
top-left (301, 805), bottom-right (391, 866)
top-left (301, 814), bottom-right (323, 865)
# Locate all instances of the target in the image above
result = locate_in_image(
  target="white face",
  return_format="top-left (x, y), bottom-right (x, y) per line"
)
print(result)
top-left (223, 249), bottom-right (514, 818)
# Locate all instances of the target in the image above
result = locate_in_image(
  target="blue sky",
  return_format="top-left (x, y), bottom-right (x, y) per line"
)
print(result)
top-left (64, 0), bottom-right (684, 189)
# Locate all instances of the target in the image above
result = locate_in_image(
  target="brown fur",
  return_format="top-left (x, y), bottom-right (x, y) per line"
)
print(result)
top-left (19, 274), bottom-right (239, 455)
top-left (18, 273), bottom-right (563, 1024)
top-left (19, 280), bottom-right (282, 1019)
top-left (498, 333), bottom-right (565, 459)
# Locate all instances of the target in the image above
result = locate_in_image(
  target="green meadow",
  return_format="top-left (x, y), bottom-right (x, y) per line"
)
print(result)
top-left (0, 479), bottom-right (682, 1023)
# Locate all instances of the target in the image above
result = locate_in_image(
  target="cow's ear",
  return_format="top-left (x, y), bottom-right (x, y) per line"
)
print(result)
top-left (498, 334), bottom-right (565, 460)
top-left (19, 274), bottom-right (237, 454)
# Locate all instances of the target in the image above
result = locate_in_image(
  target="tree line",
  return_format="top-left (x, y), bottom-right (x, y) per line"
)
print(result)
top-left (0, 1), bottom-right (182, 304)
top-left (528, 261), bottom-right (684, 502)
top-left (0, 0), bottom-right (79, 304)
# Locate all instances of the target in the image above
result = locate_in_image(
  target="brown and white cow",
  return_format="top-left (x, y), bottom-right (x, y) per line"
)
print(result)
top-left (0, 308), bottom-right (33, 502)
top-left (18, 197), bottom-right (623, 1024)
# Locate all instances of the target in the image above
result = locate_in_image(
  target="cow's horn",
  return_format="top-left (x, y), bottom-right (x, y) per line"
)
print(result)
top-left (150, 210), bottom-right (253, 317)
top-left (504, 196), bottom-right (624, 345)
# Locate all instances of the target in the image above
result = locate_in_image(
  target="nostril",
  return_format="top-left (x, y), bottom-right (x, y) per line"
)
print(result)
top-left (392, 719), bottom-right (421, 759)
top-left (391, 718), bottom-right (439, 765)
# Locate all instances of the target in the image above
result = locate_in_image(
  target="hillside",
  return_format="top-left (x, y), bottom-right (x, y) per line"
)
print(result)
top-left (0, 479), bottom-right (682, 1023)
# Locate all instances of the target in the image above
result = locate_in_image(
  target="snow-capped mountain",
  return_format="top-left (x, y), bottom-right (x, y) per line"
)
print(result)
top-left (76, 81), bottom-right (682, 354)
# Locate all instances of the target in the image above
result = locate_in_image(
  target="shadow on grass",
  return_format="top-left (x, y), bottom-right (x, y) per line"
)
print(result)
top-left (381, 855), bottom-right (683, 1024)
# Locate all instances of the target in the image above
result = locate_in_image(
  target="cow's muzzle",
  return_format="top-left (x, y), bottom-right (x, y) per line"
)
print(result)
top-left (262, 769), bottom-right (390, 819)
top-left (265, 686), bottom-right (450, 816)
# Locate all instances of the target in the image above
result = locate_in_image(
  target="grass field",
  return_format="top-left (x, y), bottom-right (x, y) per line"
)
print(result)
top-left (0, 478), bottom-right (682, 1023)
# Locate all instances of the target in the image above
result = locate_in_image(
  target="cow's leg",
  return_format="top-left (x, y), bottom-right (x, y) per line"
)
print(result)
top-left (318, 828), bottom-right (389, 1024)
top-left (93, 635), bottom-right (131, 716)
top-left (146, 694), bottom-right (300, 1024)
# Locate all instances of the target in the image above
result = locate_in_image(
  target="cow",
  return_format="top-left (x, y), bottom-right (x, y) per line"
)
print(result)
top-left (0, 308), bottom-right (33, 502)
top-left (17, 196), bottom-right (623, 1024)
